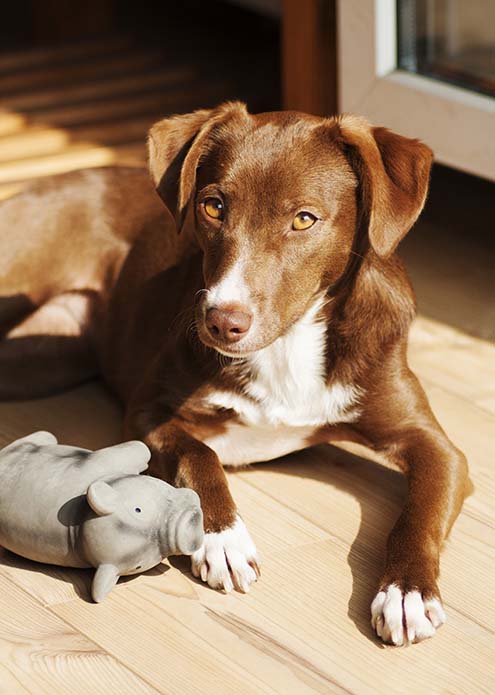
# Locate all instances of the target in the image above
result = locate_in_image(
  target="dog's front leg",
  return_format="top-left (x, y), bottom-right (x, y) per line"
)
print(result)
top-left (359, 374), bottom-right (469, 646)
top-left (125, 411), bottom-right (260, 593)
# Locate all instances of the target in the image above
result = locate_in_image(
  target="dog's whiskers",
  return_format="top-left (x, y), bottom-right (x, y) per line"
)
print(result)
top-left (195, 288), bottom-right (210, 299)
top-left (186, 318), bottom-right (198, 336)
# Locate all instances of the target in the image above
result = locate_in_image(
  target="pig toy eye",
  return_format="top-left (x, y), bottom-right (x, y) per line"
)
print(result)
top-left (135, 507), bottom-right (142, 513)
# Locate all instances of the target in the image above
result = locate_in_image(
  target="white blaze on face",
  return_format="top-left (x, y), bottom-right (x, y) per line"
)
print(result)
top-left (206, 257), bottom-right (251, 308)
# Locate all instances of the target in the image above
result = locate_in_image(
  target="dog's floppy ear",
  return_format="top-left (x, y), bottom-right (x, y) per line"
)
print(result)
top-left (335, 115), bottom-right (433, 257)
top-left (148, 101), bottom-right (248, 231)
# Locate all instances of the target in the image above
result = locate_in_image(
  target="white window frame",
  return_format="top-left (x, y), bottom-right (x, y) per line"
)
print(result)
top-left (337, 0), bottom-right (495, 180)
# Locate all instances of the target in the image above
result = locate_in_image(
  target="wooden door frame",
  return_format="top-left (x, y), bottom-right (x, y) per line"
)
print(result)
top-left (282, 0), bottom-right (338, 116)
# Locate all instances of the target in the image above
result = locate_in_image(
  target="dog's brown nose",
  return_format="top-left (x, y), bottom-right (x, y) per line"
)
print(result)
top-left (205, 306), bottom-right (252, 343)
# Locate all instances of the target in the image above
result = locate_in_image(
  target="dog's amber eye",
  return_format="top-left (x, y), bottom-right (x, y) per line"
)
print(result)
top-left (292, 211), bottom-right (317, 231)
top-left (203, 197), bottom-right (224, 220)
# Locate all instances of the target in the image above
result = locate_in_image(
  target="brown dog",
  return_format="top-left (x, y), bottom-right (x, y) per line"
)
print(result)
top-left (0, 102), bottom-right (469, 645)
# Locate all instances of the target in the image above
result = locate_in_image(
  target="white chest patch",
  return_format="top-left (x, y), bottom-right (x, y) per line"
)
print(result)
top-left (202, 297), bottom-right (362, 466)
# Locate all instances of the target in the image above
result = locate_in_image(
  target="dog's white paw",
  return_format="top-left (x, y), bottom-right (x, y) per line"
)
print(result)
top-left (371, 585), bottom-right (446, 646)
top-left (191, 516), bottom-right (260, 593)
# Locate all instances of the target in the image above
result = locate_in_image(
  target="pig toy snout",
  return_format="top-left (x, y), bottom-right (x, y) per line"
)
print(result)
top-left (162, 488), bottom-right (204, 556)
top-left (172, 507), bottom-right (204, 555)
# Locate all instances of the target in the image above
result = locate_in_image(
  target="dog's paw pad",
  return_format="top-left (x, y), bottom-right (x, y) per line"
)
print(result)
top-left (191, 516), bottom-right (259, 593)
top-left (371, 585), bottom-right (445, 646)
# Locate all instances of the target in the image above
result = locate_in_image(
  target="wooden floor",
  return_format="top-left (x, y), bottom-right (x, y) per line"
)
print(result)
top-left (0, 36), bottom-right (494, 695)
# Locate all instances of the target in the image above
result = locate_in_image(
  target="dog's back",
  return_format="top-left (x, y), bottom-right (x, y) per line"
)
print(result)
top-left (0, 166), bottom-right (171, 397)
top-left (0, 167), bottom-right (164, 320)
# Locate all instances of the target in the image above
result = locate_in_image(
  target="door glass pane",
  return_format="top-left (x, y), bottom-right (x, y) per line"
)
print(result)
top-left (397, 0), bottom-right (495, 97)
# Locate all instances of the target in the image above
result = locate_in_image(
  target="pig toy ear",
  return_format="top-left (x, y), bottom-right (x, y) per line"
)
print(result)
top-left (92, 564), bottom-right (119, 602)
top-left (87, 481), bottom-right (118, 516)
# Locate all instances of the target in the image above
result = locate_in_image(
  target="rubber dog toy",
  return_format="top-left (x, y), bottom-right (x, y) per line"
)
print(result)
top-left (0, 431), bottom-right (204, 601)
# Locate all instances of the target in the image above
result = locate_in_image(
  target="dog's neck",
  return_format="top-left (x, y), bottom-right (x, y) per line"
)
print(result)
top-left (181, 251), bottom-right (415, 425)
top-left (204, 293), bottom-right (362, 428)
top-left (245, 293), bottom-right (329, 397)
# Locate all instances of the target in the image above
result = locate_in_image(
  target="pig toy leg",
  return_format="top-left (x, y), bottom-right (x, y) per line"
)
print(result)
top-left (92, 564), bottom-right (120, 603)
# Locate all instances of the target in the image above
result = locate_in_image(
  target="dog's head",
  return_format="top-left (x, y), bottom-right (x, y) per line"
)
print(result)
top-left (149, 102), bottom-right (432, 356)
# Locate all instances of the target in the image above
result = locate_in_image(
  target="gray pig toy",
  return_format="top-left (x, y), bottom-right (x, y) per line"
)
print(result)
top-left (0, 431), bottom-right (204, 602)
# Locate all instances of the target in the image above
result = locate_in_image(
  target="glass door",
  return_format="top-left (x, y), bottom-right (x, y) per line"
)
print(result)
top-left (397, 0), bottom-right (495, 97)
top-left (337, 0), bottom-right (495, 180)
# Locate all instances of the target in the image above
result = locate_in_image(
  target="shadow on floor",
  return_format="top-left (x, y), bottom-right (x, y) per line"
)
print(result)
top-left (230, 443), bottom-right (407, 647)
top-left (0, 545), bottom-right (171, 602)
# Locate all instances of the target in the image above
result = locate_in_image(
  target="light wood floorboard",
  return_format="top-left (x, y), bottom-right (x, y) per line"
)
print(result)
top-left (0, 285), bottom-right (493, 695)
